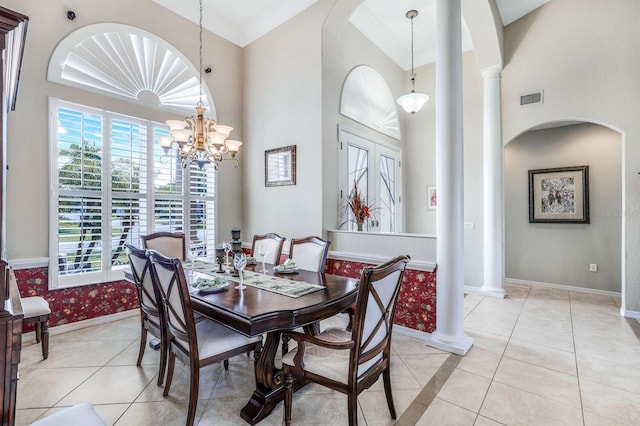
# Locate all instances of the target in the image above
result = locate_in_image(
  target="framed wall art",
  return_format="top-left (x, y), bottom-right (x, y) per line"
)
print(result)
top-left (265, 145), bottom-right (296, 187)
top-left (427, 186), bottom-right (437, 210)
top-left (528, 165), bottom-right (589, 223)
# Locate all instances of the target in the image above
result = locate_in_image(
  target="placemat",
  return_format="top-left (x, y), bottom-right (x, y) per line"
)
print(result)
top-left (230, 270), bottom-right (324, 298)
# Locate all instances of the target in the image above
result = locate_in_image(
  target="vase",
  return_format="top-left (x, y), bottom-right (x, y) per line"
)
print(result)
top-left (356, 221), bottom-right (364, 232)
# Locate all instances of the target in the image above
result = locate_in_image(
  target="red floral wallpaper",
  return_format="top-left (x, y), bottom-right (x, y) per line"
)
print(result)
top-left (14, 258), bottom-right (436, 335)
top-left (14, 267), bottom-right (139, 332)
top-left (326, 259), bottom-right (436, 333)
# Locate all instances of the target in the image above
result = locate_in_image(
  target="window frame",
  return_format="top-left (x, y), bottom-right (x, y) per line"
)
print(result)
top-left (48, 98), bottom-right (218, 289)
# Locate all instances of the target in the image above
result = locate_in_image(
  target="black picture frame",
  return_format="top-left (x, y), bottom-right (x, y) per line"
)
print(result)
top-left (528, 165), bottom-right (589, 224)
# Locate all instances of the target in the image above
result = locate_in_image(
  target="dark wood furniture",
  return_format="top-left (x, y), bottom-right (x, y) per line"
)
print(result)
top-left (288, 236), bottom-right (331, 273)
top-left (126, 244), bottom-right (167, 386)
top-left (0, 6), bottom-right (28, 425)
top-left (189, 264), bottom-right (358, 425)
top-left (282, 255), bottom-right (410, 426)
top-left (251, 233), bottom-right (286, 265)
top-left (141, 231), bottom-right (187, 261)
top-left (149, 252), bottom-right (263, 426)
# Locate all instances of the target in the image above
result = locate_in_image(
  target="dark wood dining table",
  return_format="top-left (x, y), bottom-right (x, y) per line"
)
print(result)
top-left (188, 263), bottom-right (359, 424)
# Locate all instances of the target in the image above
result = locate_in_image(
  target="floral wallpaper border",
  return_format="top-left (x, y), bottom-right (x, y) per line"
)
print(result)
top-left (14, 258), bottom-right (436, 334)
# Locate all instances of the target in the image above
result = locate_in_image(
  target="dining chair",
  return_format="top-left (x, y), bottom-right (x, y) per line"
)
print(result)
top-left (148, 250), bottom-right (263, 426)
top-left (288, 236), bottom-right (331, 273)
top-left (251, 233), bottom-right (286, 265)
top-left (142, 232), bottom-right (186, 261)
top-left (21, 295), bottom-right (51, 360)
top-left (281, 255), bottom-right (410, 426)
top-left (126, 244), bottom-right (167, 386)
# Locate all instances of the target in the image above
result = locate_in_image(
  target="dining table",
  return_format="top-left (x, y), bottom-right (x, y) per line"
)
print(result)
top-left (186, 260), bottom-right (359, 425)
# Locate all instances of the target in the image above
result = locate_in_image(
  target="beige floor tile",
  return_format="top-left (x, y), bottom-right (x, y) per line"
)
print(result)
top-left (93, 404), bottom-right (131, 425)
top-left (107, 339), bottom-right (162, 366)
top-left (465, 329), bottom-right (509, 355)
top-left (401, 354), bottom-right (450, 386)
top-left (286, 392), bottom-right (366, 425)
top-left (583, 410), bottom-right (634, 426)
top-left (115, 400), bottom-right (205, 426)
top-left (436, 368), bottom-right (490, 413)
top-left (57, 365), bottom-right (157, 406)
top-left (359, 388), bottom-right (421, 426)
top-left (20, 339), bottom-right (133, 369)
top-left (465, 310), bottom-right (519, 337)
top-left (366, 356), bottom-right (422, 392)
top-left (210, 357), bottom-right (260, 399)
top-left (15, 408), bottom-right (48, 426)
top-left (505, 339), bottom-right (577, 376)
top-left (415, 398), bottom-right (476, 426)
top-left (574, 337), bottom-right (640, 370)
top-left (16, 367), bottom-right (99, 409)
top-left (456, 346), bottom-right (502, 379)
top-left (493, 357), bottom-right (580, 407)
top-left (392, 333), bottom-right (448, 356)
top-left (198, 396), bottom-right (283, 426)
top-left (518, 302), bottom-right (571, 322)
top-left (480, 381), bottom-right (583, 425)
top-left (510, 322), bottom-right (575, 353)
top-left (55, 317), bottom-right (140, 342)
top-left (580, 378), bottom-right (640, 425)
top-left (577, 353), bottom-right (640, 394)
top-left (136, 362), bottom-right (222, 402)
top-left (473, 415), bottom-right (505, 426)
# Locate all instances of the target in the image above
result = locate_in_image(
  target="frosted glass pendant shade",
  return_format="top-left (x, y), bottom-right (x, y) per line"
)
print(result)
top-left (396, 91), bottom-right (429, 115)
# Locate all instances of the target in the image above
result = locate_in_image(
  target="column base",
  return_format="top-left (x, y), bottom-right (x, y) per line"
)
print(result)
top-left (477, 286), bottom-right (506, 299)
top-left (423, 331), bottom-right (473, 355)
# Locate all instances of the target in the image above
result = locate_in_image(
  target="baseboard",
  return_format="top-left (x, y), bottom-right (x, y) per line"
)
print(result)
top-left (393, 324), bottom-right (431, 340)
top-left (501, 278), bottom-right (621, 298)
top-left (620, 307), bottom-right (640, 320)
top-left (11, 257), bottom-right (49, 269)
top-left (22, 309), bottom-right (138, 343)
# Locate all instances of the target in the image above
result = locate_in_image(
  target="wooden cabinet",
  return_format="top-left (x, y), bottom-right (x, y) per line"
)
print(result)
top-left (0, 6), bottom-right (28, 426)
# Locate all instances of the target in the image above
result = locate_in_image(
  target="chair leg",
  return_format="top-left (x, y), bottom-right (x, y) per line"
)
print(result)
top-left (137, 325), bottom-right (148, 367)
top-left (41, 320), bottom-right (49, 360)
top-left (163, 352), bottom-right (176, 397)
top-left (284, 369), bottom-right (294, 426)
top-left (35, 322), bottom-right (41, 343)
top-left (382, 368), bottom-right (396, 419)
top-left (157, 334), bottom-right (167, 386)
top-left (347, 393), bottom-right (358, 426)
top-left (281, 335), bottom-right (290, 357)
top-left (186, 362), bottom-right (199, 426)
top-left (223, 359), bottom-right (229, 370)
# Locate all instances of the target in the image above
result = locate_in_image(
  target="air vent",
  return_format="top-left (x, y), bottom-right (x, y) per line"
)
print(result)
top-left (520, 91), bottom-right (543, 105)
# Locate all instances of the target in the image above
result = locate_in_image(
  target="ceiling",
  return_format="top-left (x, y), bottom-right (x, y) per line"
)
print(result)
top-left (152, 0), bottom-right (549, 70)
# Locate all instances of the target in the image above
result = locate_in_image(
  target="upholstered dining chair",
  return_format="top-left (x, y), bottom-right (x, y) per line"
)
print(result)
top-left (289, 236), bottom-right (331, 273)
top-left (126, 244), bottom-right (167, 386)
top-left (281, 255), bottom-right (410, 426)
top-left (251, 233), bottom-right (286, 265)
top-left (142, 232), bottom-right (186, 261)
top-left (148, 251), bottom-right (263, 426)
top-left (22, 295), bottom-right (51, 360)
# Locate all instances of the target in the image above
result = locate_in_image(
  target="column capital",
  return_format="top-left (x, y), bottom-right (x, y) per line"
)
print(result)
top-left (481, 65), bottom-right (502, 80)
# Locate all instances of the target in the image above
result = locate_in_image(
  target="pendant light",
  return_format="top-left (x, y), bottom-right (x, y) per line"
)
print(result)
top-left (396, 9), bottom-right (429, 115)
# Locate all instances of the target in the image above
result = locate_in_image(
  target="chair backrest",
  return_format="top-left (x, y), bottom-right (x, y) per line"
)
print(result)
top-left (289, 236), bottom-right (331, 273)
top-left (126, 244), bottom-right (160, 320)
top-left (147, 251), bottom-right (197, 357)
top-left (251, 233), bottom-right (286, 265)
top-left (142, 232), bottom-right (186, 261)
top-left (350, 255), bottom-right (410, 380)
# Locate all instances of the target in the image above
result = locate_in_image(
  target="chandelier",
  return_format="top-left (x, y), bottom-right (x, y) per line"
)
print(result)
top-left (158, 0), bottom-right (242, 169)
top-left (396, 10), bottom-right (429, 115)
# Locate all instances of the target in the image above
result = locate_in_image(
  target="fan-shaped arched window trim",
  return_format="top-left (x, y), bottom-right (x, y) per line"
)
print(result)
top-left (48, 23), bottom-right (216, 118)
top-left (339, 65), bottom-right (401, 140)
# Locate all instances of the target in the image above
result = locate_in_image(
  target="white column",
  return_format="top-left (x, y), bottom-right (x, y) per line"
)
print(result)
top-left (480, 66), bottom-right (506, 298)
top-left (424, 0), bottom-right (472, 355)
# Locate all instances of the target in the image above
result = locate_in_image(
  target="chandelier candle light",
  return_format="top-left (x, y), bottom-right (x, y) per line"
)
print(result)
top-left (159, 0), bottom-right (242, 169)
top-left (396, 9), bottom-right (429, 115)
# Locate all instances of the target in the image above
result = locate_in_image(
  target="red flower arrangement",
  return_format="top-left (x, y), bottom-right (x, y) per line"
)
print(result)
top-left (348, 182), bottom-right (373, 225)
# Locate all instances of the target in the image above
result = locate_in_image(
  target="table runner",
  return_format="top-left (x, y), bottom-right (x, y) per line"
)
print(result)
top-left (188, 260), bottom-right (324, 298)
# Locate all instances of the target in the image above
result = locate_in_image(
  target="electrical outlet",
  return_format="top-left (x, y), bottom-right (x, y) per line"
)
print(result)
top-left (589, 264), bottom-right (598, 272)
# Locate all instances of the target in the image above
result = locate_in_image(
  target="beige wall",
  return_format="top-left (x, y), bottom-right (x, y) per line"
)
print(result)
top-left (2, 0), bottom-right (244, 260)
top-left (502, 0), bottom-right (640, 310)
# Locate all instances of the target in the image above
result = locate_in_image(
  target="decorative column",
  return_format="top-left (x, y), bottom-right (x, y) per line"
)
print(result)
top-left (424, 0), bottom-right (472, 355)
top-left (481, 67), bottom-right (506, 298)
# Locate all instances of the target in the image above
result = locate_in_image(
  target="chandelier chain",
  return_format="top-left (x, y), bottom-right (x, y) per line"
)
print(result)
top-left (198, 0), bottom-right (204, 106)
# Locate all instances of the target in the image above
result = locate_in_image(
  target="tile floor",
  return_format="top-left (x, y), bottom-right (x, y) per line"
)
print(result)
top-left (15, 282), bottom-right (640, 425)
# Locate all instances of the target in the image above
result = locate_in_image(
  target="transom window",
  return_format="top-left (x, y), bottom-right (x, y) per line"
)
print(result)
top-left (49, 98), bottom-right (217, 289)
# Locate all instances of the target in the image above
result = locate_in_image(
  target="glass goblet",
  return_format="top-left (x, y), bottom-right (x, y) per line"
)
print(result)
top-left (234, 253), bottom-right (247, 290)
top-left (258, 244), bottom-right (269, 273)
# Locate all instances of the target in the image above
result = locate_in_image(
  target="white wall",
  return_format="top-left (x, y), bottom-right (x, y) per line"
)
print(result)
top-left (502, 0), bottom-right (640, 311)
top-left (242, 1), bottom-right (332, 244)
top-left (2, 0), bottom-right (244, 260)
top-left (505, 123), bottom-right (622, 291)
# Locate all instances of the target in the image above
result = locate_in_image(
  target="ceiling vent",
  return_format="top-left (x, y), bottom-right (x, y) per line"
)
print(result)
top-left (520, 90), bottom-right (543, 106)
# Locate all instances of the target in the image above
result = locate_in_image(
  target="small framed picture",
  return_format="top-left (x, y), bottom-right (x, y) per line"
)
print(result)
top-left (427, 187), bottom-right (437, 209)
top-left (265, 145), bottom-right (296, 187)
top-left (528, 165), bottom-right (589, 223)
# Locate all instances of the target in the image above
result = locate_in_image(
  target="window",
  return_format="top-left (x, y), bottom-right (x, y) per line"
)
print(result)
top-left (49, 99), bottom-right (217, 288)
top-left (339, 126), bottom-right (402, 232)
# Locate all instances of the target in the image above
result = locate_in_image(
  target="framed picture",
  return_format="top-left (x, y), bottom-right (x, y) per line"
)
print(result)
top-left (528, 165), bottom-right (589, 223)
top-left (265, 145), bottom-right (296, 187)
top-left (427, 186), bottom-right (437, 209)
